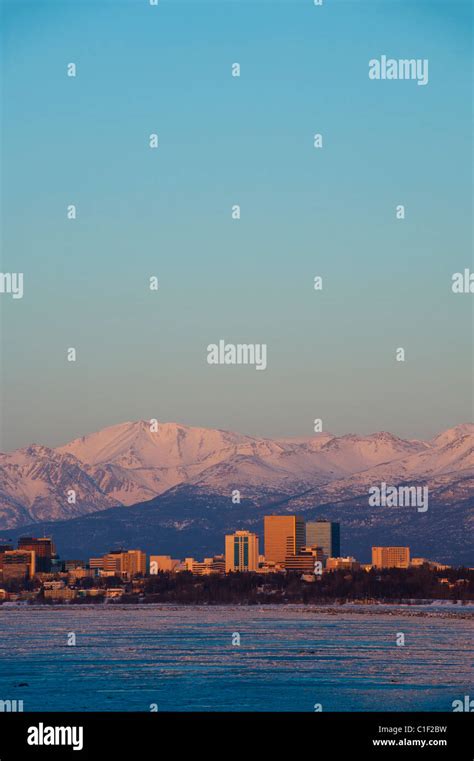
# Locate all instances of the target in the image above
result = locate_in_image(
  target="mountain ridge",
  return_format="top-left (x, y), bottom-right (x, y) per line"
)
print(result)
top-left (0, 420), bottom-right (472, 531)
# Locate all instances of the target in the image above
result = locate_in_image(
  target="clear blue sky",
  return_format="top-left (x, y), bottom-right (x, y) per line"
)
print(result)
top-left (1, 0), bottom-right (472, 450)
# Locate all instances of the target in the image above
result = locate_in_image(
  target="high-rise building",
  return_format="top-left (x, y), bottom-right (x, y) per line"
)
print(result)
top-left (306, 521), bottom-right (340, 559)
top-left (0, 545), bottom-right (13, 571)
top-left (372, 546), bottom-right (410, 569)
top-left (264, 516), bottom-right (305, 565)
top-left (18, 537), bottom-right (55, 572)
top-left (2, 550), bottom-right (35, 580)
top-left (225, 531), bottom-right (259, 572)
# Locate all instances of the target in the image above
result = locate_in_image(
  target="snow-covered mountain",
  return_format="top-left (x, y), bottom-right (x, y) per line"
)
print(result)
top-left (291, 426), bottom-right (474, 506)
top-left (57, 420), bottom-right (433, 502)
top-left (0, 445), bottom-right (119, 529)
top-left (0, 420), bottom-right (472, 530)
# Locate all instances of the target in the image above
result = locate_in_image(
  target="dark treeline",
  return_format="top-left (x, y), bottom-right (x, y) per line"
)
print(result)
top-left (6, 567), bottom-right (473, 605)
top-left (128, 567), bottom-right (473, 605)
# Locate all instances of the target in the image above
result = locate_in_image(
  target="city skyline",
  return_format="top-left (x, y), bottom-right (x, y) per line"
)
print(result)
top-left (1, 515), bottom-right (466, 576)
top-left (0, 0), bottom-right (472, 733)
top-left (0, 418), bottom-right (471, 566)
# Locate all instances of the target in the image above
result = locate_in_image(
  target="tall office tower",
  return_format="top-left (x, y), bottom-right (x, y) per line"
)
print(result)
top-left (306, 521), bottom-right (340, 559)
top-left (225, 531), bottom-right (259, 572)
top-left (0, 545), bottom-right (13, 572)
top-left (372, 546), bottom-right (410, 569)
top-left (18, 537), bottom-right (55, 572)
top-left (264, 516), bottom-right (305, 565)
top-left (2, 550), bottom-right (36, 580)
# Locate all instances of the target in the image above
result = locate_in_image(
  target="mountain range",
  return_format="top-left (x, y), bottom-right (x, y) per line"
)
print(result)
top-left (0, 420), bottom-right (473, 564)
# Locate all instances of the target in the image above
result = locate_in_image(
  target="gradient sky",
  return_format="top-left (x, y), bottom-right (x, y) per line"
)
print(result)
top-left (1, 0), bottom-right (472, 451)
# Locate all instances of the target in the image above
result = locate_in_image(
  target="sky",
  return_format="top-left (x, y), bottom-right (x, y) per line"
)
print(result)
top-left (0, 0), bottom-right (472, 451)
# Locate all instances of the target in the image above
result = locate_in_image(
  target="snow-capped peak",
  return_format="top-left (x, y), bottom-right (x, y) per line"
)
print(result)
top-left (0, 420), bottom-right (472, 530)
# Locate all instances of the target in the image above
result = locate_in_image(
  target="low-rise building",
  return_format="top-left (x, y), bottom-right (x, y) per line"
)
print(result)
top-left (89, 550), bottom-right (146, 579)
top-left (43, 581), bottom-right (66, 590)
top-left (284, 546), bottom-right (325, 573)
top-left (76, 588), bottom-right (105, 598)
top-left (411, 557), bottom-right (450, 571)
top-left (326, 556), bottom-right (361, 572)
top-left (68, 568), bottom-right (95, 582)
top-left (105, 588), bottom-right (124, 599)
top-left (187, 556), bottom-right (225, 575)
top-left (149, 555), bottom-right (181, 573)
top-left (44, 587), bottom-right (76, 601)
top-left (256, 559), bottom-right (285, 574)
top-left (372, 546), bottom-right (410, 569)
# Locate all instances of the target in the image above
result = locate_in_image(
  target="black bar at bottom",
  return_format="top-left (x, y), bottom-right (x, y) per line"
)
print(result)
top-left (0, 712), bottom-right (472, 759)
